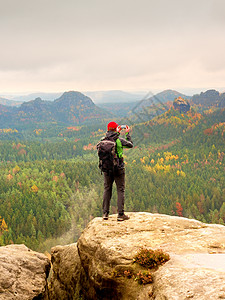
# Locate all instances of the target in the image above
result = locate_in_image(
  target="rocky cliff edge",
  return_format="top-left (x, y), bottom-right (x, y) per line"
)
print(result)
top-left (1, 213), bottom-right (225, 299)
top-left (49, 212), bottom-right (225, 300)
top-left (0, 244), bottom-right (50, 299)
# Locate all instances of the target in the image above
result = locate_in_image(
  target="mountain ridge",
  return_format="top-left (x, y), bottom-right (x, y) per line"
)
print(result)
top-left (192, 89), bottom-right (225, 107)
top-left (1, 88), bottom-right (224, 128)
top-left (0, 91), bottom-right (111, 127)
top-left (98, 89), bottom-right (191, 118)
top-left (0, 97), bottom-right (22, 107)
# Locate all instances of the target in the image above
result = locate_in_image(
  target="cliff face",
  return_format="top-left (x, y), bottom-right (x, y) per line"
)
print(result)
top-left (0, 244), bottom-right (50, 299)
top-left (49, 212), bottom-right (225, 300)
top-left (1, 213), bottom-right (225, 299)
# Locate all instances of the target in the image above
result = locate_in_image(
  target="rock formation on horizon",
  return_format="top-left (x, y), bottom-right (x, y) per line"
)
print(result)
top-left (173, 96), bottom-right (190, 113)
top-left (192, 89), bottom-right (225, 107)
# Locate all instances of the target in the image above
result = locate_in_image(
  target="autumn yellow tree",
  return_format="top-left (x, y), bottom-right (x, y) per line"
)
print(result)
top-left (31, 184), bottom-right (39, 193)
top-left (0, 217), bottom-right (8, 233)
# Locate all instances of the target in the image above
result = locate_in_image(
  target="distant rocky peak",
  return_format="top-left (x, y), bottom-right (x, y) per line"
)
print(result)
top-left (200, 89), bottom-right (219, 97)
top-left (30, 97), bottom-right (47, 106)
top-left (21, 97), bottom-right (44, 106)
top-left (60, 91), bottom-right (85, 99)
top-left (34, 97), bottom-right (43, 102)
top-left (54, 91), bottom-right (94, 107)
top-left (173, 97), bottom-right (190, 113)
top-left (192, 89), bottom-right (225, 107)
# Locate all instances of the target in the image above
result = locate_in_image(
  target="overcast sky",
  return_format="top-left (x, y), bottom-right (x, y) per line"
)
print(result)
top-left (0, 0), bottom-right (225, 95)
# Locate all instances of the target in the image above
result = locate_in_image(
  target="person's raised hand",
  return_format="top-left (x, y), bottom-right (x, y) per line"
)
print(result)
top-left (116, 125), bottom-right (122, 133)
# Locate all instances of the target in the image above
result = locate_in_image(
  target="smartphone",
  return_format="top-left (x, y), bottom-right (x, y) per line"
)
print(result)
top-left (120, 125), bottom-right (126, 129)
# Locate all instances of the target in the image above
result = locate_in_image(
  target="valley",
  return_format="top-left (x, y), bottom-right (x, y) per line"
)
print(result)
top-left (0, 89), bottom-right (224, 252)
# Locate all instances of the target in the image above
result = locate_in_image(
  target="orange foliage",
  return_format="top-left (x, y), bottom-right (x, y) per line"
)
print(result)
top-left (204, 128), bottom-right (213, 135)
top-left (83, 143), bottom-right (96, 150)
top-left (7, 174), bottom-right (13, 181)
top-left (15, 143), bottom-right (25, 150)
top-left (176, 202), bottom-right (183, 217)
top-left (18, 182), bottom-right (22, 187)
top-left (52, 176), bottom-right (58, 182)
top-left (67, 126), bottom-right (80, 131)
top-left (18, 149), bottom-right (27, 156)
top-left (34, 129), bottom-right (43, 135)
top-left (204, 123), bottom-right (225, 136)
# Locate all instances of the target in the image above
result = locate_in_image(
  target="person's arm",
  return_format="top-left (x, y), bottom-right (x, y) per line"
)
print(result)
top-left (120, 132), bottom-right (133, 148)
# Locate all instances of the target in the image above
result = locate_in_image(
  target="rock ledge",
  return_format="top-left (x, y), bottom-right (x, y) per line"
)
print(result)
top-left (0, 244), bottom-right (50, 300)
top-left (50, 212), bottom-right (225, 299)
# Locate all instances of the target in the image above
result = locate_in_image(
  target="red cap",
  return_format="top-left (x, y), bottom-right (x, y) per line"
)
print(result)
top-left (107, 121), bottom-right (118, 131)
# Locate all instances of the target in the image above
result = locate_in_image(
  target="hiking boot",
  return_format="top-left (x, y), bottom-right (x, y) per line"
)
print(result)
top-left (103, 213), bottom-right (109, 220)
top-left (117, 214), bottom-right (130, 221)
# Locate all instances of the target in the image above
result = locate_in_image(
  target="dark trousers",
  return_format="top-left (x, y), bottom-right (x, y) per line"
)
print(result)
top-left (103, 169), bottom-right (125, 215)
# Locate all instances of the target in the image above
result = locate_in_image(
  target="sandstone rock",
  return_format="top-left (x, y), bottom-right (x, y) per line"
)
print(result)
top-left (50, 213), bottom-right (225, 299)
top-left (153, 254), bottom-right (225, 300)
top-left (173, 96), bottom-right (190, 113)
top-left (0, 244), bottom-right (50, 300)
top-left (48, 243), bottom-right (87, 300)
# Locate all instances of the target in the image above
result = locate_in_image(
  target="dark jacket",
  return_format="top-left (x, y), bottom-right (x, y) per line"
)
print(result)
top-left (105, 130), bottom-right (133, 169)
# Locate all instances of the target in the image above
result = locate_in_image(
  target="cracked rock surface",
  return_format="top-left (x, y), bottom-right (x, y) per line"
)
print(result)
top-left (48, 212), bottom-right (225, 299)
top-left (0, 244), bottom-right (50, 300)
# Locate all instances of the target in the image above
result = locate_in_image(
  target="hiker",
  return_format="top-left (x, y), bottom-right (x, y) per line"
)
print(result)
top-left (97, 121), bottom-right (133, 221)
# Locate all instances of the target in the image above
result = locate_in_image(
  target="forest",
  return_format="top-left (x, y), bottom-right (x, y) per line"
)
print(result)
top-left (0, 105), bottom-right (224, 252)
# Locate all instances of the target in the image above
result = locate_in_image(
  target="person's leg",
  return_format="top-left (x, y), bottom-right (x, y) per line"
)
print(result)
top-left (114, 169), bottom-right (125, 215)
top-left (103, 172), bottom-right (114, 214)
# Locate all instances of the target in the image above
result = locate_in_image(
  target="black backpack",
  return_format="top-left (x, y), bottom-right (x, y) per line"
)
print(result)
top-left (97, 137), bottom-right (119, 175)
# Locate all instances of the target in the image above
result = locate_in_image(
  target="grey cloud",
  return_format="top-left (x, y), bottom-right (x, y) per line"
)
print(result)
top-left (0, 0), bottom-right (225, 92)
